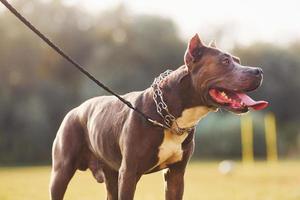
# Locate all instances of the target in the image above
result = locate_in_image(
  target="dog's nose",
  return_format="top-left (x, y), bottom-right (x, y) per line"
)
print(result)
top-left (253, 67), bottom-right (263, 76)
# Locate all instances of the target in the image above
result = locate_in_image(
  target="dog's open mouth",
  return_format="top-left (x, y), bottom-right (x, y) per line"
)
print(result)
top-left (209, 88), bottom-right (268, 111)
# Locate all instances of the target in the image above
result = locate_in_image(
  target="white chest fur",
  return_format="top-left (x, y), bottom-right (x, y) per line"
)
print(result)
top-left (154, 106), bottom-right (213, 169)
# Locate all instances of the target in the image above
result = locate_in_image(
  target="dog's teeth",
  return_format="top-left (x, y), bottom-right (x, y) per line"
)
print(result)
top-left (221, 92), bottom-right (229, 99)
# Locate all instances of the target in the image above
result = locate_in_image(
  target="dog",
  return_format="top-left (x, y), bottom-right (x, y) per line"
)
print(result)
top-left (49, 34), bottom-right (268, 200)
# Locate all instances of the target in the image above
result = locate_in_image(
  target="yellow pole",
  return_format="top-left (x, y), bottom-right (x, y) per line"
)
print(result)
top-left (241, 114), bottom-right (254, 165)
top-left (264, 113), bottom-right (278, 163)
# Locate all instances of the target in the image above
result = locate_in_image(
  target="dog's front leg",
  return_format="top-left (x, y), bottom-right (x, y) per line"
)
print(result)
top-left (118, 160), bottom-right (141, 200)
top-left (163, 164), bottom-right (186, 200)
top-left (164, 138), bottom-right (194, 200)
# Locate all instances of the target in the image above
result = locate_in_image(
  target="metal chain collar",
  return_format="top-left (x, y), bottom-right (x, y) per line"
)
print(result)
top-left (151, 70), bottom-right (195, 135)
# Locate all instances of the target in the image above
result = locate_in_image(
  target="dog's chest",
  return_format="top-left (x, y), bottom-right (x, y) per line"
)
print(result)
top-left (155, 130), bottom-right (187, 169)
top-left (155, 106), bottom-right (211, 169)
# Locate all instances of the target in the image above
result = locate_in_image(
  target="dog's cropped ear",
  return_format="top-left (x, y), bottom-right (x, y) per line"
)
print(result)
top-left (208, 40), bottom-right (217, 48)
top-left (232, 56), bottom-right (241, 64)
top-left (184, 33), bottom-right (205, 69)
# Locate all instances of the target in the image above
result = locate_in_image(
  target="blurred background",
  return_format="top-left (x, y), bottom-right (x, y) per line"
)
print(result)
top-left (1, 0), bottom-right (300, 164)
top-left (0, 0), bottom-right (300, 199)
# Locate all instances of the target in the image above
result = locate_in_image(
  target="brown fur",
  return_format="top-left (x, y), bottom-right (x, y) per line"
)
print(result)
top-left (50, 34), bottom-right (263, 200)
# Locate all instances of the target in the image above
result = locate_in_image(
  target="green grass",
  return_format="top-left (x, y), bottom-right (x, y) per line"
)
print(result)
top-left (0, 161), bottom-right (299, 200)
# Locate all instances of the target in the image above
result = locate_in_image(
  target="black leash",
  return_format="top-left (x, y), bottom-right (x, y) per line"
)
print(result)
top-left (0, 0), bottom-right (168, 129)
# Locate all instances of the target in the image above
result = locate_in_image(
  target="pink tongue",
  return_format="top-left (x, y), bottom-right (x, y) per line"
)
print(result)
top-left (236, 93), bottom-right (268, 110)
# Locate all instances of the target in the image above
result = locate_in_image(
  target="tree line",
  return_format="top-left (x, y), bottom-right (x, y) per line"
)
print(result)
top-left (0, 0), bottom-right (299, 164)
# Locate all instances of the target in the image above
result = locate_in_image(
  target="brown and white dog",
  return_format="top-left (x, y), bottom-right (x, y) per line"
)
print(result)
top-left (50, 34), bottom-right (268, 200)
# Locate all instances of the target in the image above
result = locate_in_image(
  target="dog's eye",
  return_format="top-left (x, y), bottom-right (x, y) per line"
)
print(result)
top-left (222, 58), bottom-right (230, 65)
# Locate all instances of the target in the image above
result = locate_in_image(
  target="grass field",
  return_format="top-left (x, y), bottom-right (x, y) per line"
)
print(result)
top-left (0, 161), bottom-right (299, 200)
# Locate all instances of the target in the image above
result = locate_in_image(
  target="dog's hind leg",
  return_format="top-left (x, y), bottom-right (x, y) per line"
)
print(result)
top-left (49, 157), bottom-right (76, 200)
top-left (102, 166), bottom-right (119, 200)
top-left (49, 110), bottom-right (84, 200)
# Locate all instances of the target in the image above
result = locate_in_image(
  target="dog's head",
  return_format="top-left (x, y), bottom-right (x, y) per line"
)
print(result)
top-left (184, 34), bottom-right (268, 113)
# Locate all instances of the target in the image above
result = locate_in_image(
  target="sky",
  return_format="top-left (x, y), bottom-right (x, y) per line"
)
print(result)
top-left (23, 0), bottom-right (300, 47)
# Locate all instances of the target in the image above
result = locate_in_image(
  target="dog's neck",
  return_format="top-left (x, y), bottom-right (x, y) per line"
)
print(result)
top-left (157, 66), bottom-right (214, 128)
